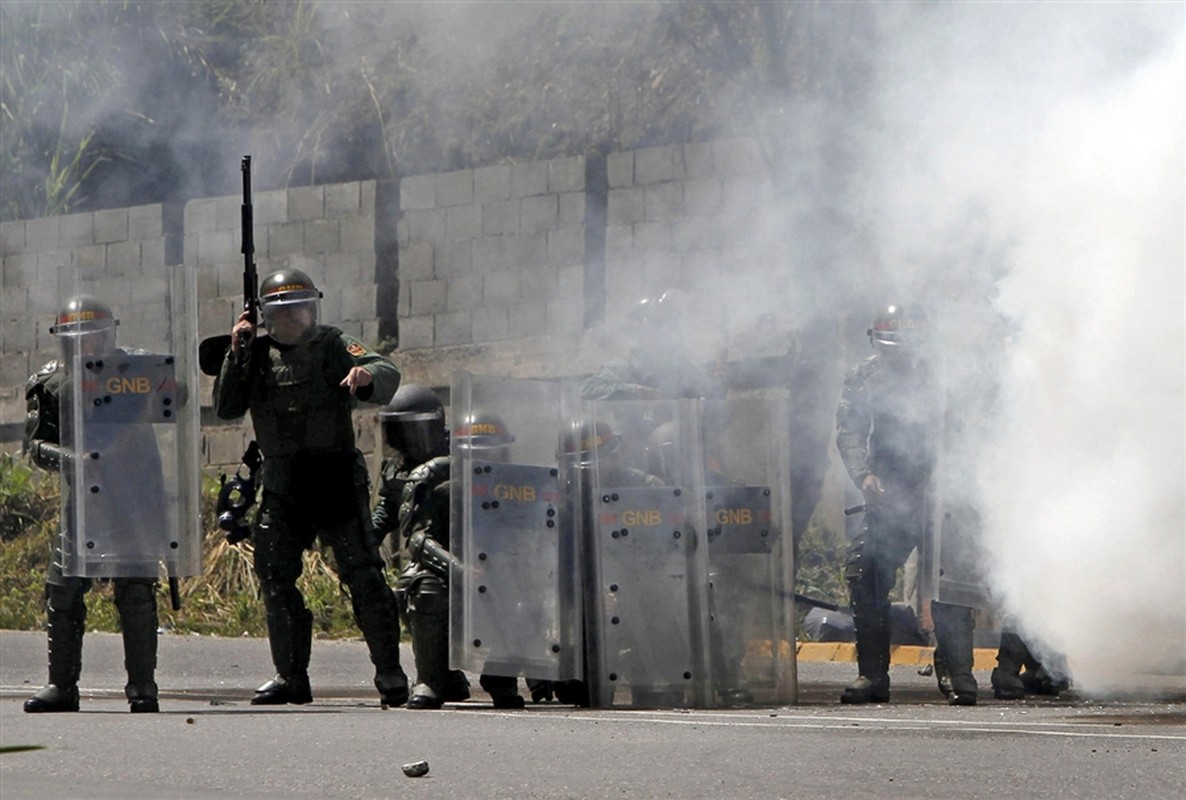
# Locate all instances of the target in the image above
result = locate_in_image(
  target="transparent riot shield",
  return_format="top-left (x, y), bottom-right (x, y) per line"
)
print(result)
top-left (56, 264), bottom-right (202, 580)
top-left (578, 399), bottom-right (712, 708)
top-left (699, 394), bottom-right (796, 706)
top-left (926, 370), bottom-right (993, 611)
top-left (449, 371), bottom-right (584, 682)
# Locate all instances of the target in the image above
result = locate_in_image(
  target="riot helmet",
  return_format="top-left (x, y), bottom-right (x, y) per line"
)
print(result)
top-left (380, 384), bottom-right (447, 465)
top-left (868, 304), bottom-right (928, 351)
top-left (260, 268), bottom-right (322, 345)
top-left (644, 420), bottom-right (682, 484)
top-left (560, 418), bottom-right (621, 468)
top-left (453, 411), bottom-right (515, 462)
top-left (632, 289), bottom-right (686, 333)
top-left (50, 295), bottom-right (118, 356)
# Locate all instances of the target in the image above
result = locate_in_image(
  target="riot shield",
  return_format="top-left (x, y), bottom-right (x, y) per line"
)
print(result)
top-left (579, 399), bottom-right (712, 708)
top-left (699, 394), bottom-right (796, 706)
top-left (56, 264), bottom-right (201, 580)
top-left (449, 372), bottom-right (584, 682)
top-left (926, 367), bottom-right (993, 610)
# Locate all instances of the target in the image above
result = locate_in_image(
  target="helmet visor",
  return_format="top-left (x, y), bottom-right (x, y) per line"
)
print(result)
top-left (261, 296), bottom-right (319, 344)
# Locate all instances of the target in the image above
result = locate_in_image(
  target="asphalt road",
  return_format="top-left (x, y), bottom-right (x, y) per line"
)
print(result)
top-left (1, 630), bottom-right (1184, 800)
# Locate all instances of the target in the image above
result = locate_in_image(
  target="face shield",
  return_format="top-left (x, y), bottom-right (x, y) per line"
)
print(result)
top-left (382, 410), bottom-right (446, 466)
top-left (261, 289), bottom-right (320, 345)
top-left (51, 315), bottom-right (117, 359)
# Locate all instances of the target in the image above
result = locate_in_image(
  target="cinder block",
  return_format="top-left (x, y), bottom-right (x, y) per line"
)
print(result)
top-left (397, 280), bottom-right (411, 317)
top-left (547, 227), bottom-right (584, 265)
top-left (1, 319), bottom-right (34, 354)
top-left (510, 161), bottom-right (548, 198)
top-left (325, 251), bottom-right (367, 287)
top-left (59, 212), bottom-right (94, 248)
top-left (447, 274), bottom-right (483, 312)
top-left (340, 215), bottom-right (375, 253)
top-left (405, 208), bottom-right (446, 247)
top-left (634, 145), bottom-right (682, 185)
top-left (401, 174), bottom-right (436, 211)
top-left (409, 280), bottom-right (447, 315)
top-left (645, 182), bottom-right (683, 221)
top-left (483, 270), bottom-right (520, 305)
top-left (288, 185), bottom-right (325, 221)
top-left (509, 232), bottom-right (547, 269)
top-left (507, 300), bottom-right (547, 339)
top-left (268, 221), bottom-right (305, 257)
top-left (360, 319), bottom-right (379, 345)
top-left (607, 152), bottom-right (634, 189)
top-left (472, 237), bottom-right (510, 272)
top-left (93, 208), bottom-right (129, 244)
top-left (340, 283), bottom-right (377, 322)
top-left (683, 178), bottom-right (723, 217)
top-left (105, 240), bottom-right (142, 275)
top-left (326, 182), bottom-right (362, 218)
top-left (474, 164), bottom-right (511, 201)
top-left (471, 305), bottom-right (508, 341)
top-left (672, 216), bottom-right (719, 251)
top-left (713, 138), bottom-right (764, 176)
top-left (199, 297), bottom-right (238, 341)
top-left (559, 192), bottom-right (586, 227)
top-left (184, 198), bottom-right (219, 235)
top-left (254, 189), bottom-right (287, 226)
top-left (604, 224), bottom-right (633, 261)
top-left (1, 254), bottom-right (31, 289)
top-left (0, 220), bottom-right (25, 257)
top-left (633, 220), bottom-right (671, 251)
top-left (682, 142), bottom-right (715, 179)
top-left (436, 239), bottom-right (472, 278)
top-left (305, 219), bottom-right (341, 254)
top-left (518, 264), bottom-right (558, 302)
top-left (520, 195), bottom-right (558, 233)
top-left (437, 170), bottom-right (474, 207)
top-left (434, 310), bottom-right (472, 346)
top-left (72, 244), bottom-right (105, 271)
top-left (548, 157), bottom-right (585, 194)
top-left (607, 187), bottom-right (646, 226)
top-left (141, 238), bottom-right (166, 271)
top-left (482, 199), bottom-right (519, 236)
top-left (196, 230), bottom-right (235, 270)
top-left (24, 217), bottom-right (60, 253)
top-left (398, 315), bottom-right (434, 349)
top-left (128, 204), bottom-right (165, 240)
top-left (546, 291), bottom-right (583, 334)
top-left (444, 205), bottom-right (481, 241)
top-left (399, 242), bottom-right (434, 281)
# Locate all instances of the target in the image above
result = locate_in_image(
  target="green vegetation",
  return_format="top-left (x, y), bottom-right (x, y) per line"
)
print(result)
top-left (0, 455), bottom-right (365, 639)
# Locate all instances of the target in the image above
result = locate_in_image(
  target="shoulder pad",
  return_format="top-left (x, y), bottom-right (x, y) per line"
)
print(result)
top-left (406, 455), bottom-right (450, 484)
top-left (29, 360), bottom-right (59, 382)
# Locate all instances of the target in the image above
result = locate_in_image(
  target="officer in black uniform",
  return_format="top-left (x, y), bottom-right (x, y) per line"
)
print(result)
top-left (835, 305), bottom-right (979, 706)
top-left (23, 296), bottom-right (162, 713)
top-left (214, 268), bottom-right (408, 707)
top-left (387, 386), bottom-right (526, 709)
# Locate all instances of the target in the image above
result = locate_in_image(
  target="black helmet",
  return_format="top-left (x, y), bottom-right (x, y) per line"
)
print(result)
top-left (50, 295), bottom-right (118, 354)
top-left (380, 384), bottom-right (446, 465)
top-left (453, 411), bottom-right (514, 461)
top-left (560, 418), bottom-right (621, 468)
top-left (260, 268), bottom-right (322, 344)
top-left (868, 304), bottom-right (928, 350)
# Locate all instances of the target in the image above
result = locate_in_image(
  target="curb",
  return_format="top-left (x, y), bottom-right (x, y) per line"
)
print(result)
top-left (797, 642), bottom-right (999, 672)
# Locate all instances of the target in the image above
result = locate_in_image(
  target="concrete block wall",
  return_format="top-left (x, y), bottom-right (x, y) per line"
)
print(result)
top-left (0, 204), bottom-right (173, 453)
top-left (395, 156), bottom-right (587, 350)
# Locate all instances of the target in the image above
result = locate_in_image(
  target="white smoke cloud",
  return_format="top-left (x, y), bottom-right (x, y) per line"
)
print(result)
top-left (865, 4), bottom-right (1184, 696)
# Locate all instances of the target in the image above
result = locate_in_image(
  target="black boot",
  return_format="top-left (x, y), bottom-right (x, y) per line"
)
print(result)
top-left (932, 602), bottom-right (978, 706)
top-left (480, 673), bottom-right (525, 709)
top-left (351, 574), bottom-right (408, 708)
top-left (24, 586), bottom-right (85, 714)
top-left (253, 586), bottom-right (313, 705)
top-left (991, 631), bottom-right (1027, 700)
top-left (841, 609), bottom-right (891, 704)
top-left (115, 580), bottom-right (159, 713)
top-left (404, 584), bottom-right (450, 710)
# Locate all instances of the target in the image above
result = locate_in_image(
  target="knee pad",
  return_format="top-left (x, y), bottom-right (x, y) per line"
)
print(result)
top-left (113, 580), bottom-right (157, 611)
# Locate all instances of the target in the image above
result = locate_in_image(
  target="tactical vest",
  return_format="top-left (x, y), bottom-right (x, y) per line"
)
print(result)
top-left (250, 328), bottom-right (356, 457)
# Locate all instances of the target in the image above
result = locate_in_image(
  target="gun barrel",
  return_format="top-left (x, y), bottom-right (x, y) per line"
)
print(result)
top-left (240, 156), bottom-right (257, 324)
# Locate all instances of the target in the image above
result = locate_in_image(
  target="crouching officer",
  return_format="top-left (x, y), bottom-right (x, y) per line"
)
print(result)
top-left (24, 296), bottom-right (163, 713)
top-left (214, 268), bottom-right (408, 707)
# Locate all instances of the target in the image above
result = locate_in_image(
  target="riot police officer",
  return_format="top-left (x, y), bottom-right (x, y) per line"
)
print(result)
top-left (214, 268), bottom-right (408, 707)
top-left (388, 388), bottom-right (526, 709)
top-left (23, 296), bottom-right (162, 713)
top-left (836, 304), bottom-right (979, 706)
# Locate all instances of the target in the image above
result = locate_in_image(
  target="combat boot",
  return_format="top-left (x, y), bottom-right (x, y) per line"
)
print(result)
top-left (254, 592), bottom-right (313, 705)
top-left (480, 673), bottom-right (525, 709)
top-left (24, 590), bottom-right (85, 713)
top-left (407, 683), bottom-right (443, 709)
top-left (404, 585), bottom-right (451, 709)
top-left (841, 615), bottom-right (891, 704)
top-left (115, 580), bottom-right (159, 713)
top-left (444, 670), bottom-right (472, 702)
top-left (375, 669), bottom-right (410, 709)
top-left (932, 602), bottom-right (977, 706)
top-left (991, 631), bottom-right (1027, 700)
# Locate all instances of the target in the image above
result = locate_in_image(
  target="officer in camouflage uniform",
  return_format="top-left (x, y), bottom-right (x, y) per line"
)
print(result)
top-left (581, 290), bottom-right (718, 402)
top-left (388, 388), bottom-right (525, 709)
top-left (23, 296), bottom-right (162, 713)
top-left (836, 305), bottom-right (980, 706)
top-left (214, 268), bottom-right (408, 707)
